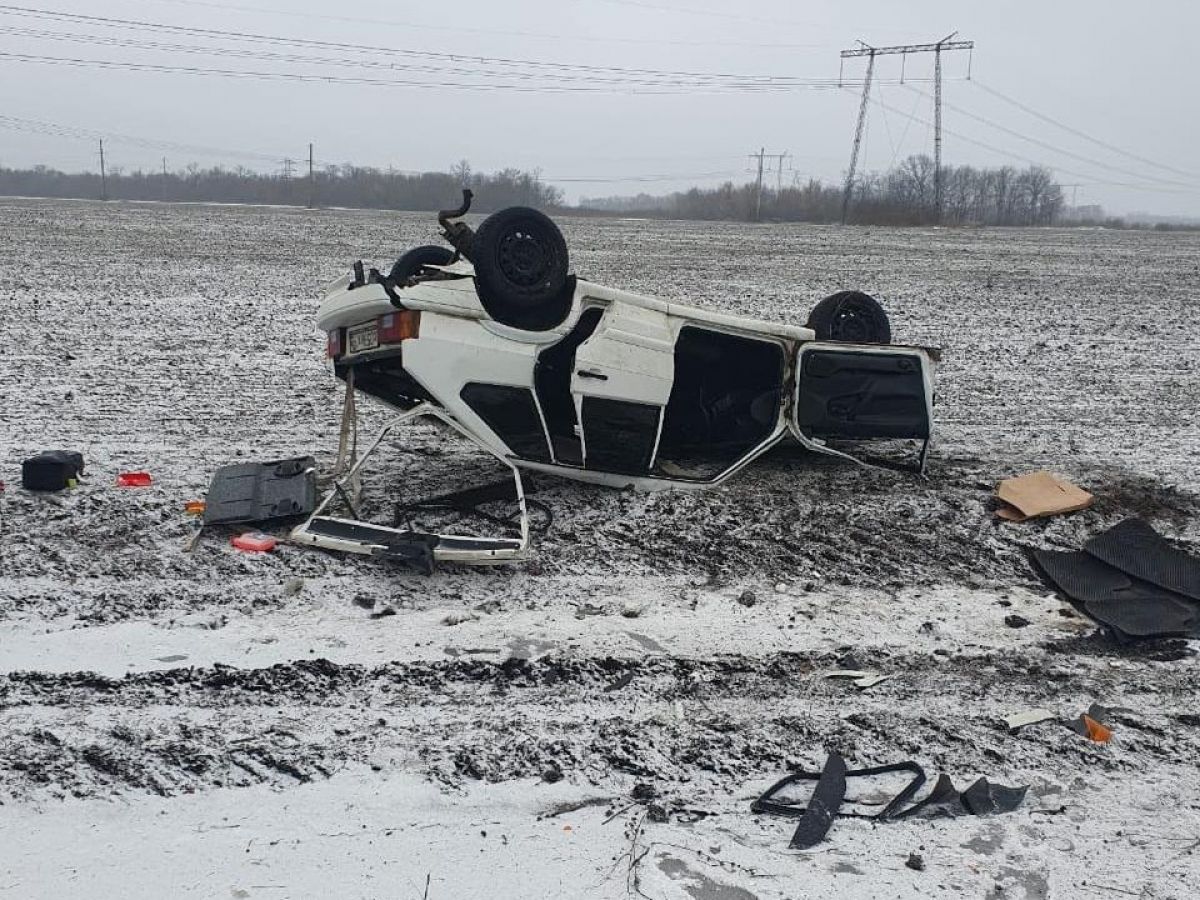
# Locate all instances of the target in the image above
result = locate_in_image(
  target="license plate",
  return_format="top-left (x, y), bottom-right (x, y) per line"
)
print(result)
top-left (347, 321), bottom-right (379, 354)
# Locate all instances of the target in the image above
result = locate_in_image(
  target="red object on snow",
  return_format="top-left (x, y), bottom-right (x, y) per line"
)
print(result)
top-left (116, 472), bottom-right (153, 487)
top-left (231, 532), bottom-right (277, 553)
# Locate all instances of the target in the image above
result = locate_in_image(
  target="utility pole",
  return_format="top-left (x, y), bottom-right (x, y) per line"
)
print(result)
top-left (281, 157), bottom-right (295, 180)
top-left (776, 151), bottom-right (789, 193)
top-left (99, 138), bottom-right (107, 201)
top-left (839, 34), bottom-right (973, 224)
top-left (748, 148), bottom-right (788, 221)
top-left (933, 35), bottom-right (946, 222)
top-left (752, 147), bottom-right (765, 221)
top-left (307, 142), bottom-right (315, 209)
top-left (161, 156), bottom-right (167, 202)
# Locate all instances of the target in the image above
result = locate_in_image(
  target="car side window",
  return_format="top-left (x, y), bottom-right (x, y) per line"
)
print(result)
top-left (460, 383), bottom-right (552, 462)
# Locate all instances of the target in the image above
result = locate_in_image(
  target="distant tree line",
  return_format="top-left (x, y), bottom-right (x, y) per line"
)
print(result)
top-left (0, 158), bottom-right (561, 212)
top-left (583, 154), bottom-right (1070, 226)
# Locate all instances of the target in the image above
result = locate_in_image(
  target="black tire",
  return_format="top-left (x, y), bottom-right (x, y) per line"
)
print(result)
top-left (389, 244), bottom-right (455, 283)
top-left (806, 290), bottom-right (892, 344)
top-left (470, 206), bottom-right (572, 331)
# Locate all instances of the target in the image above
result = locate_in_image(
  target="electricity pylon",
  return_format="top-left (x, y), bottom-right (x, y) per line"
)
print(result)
top-left (839, 33), bottom-right (973, 224)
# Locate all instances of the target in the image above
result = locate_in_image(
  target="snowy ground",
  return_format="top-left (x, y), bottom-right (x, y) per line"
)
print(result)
top-left (2, 198), bottom-right (1200, 898)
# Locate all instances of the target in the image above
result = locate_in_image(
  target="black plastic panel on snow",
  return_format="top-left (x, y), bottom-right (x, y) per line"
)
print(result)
top-left (204, 457), bottom-right (317, 525)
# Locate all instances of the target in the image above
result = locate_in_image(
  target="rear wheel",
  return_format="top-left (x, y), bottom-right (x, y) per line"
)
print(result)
top-left (389, 244), bottom-right (455, 283)
top-left (470, 206), bottom-right (572, 331)
top-left (806, 291), bottom-right (891, 344)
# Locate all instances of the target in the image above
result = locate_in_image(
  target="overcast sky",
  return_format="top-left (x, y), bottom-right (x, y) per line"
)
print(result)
top-left (1, 0), bottom-right (1197, 215)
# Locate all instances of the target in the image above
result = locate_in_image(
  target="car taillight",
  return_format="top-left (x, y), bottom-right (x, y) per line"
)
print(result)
top-left (326, 329), bottom-right (343, 358)
top-left (379, 310), bottom-right (420, 343)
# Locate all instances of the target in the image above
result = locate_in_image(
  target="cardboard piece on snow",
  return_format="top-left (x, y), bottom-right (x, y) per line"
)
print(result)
top-left (995, 471), bottom-right (1093, 522)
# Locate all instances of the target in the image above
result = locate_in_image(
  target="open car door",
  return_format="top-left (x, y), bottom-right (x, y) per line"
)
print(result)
top-left (791, 342), bottom-right (936, 473)
top-left (570, 303), bottom-right (675, 474)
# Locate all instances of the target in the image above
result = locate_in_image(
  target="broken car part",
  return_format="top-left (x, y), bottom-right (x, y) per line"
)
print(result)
top-left (203, 456), bottom-right (317, 526)
top-left (21, 450), bottom-right (84, 491)
top-left (231, 532), bottom-right (277, 553)
top-left (1004, 709), bottom-right (1057, 732)
top-left (288, 403), bottom-right (532, 570)
top-left (752, 755), bottom-right (1026, 847)
top-left (824, 670), bottom-right (896, 690)
top-left (1064, 703), bottom-right (1113, 743)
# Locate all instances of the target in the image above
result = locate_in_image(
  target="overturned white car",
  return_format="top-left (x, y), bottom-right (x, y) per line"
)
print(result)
top-left (290, 192), bottom-right (937, 567)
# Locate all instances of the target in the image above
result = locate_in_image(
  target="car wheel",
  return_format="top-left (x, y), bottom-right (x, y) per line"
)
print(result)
top-left (806, 291), bottom-right (892, 344)
top-left (389, 244), bottom-right (455, 283)
top-left (470, 206), bottom-right (572, 331)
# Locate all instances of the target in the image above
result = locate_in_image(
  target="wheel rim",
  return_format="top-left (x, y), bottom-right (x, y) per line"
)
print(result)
top-left (496, 228), bottom-right (551, 289)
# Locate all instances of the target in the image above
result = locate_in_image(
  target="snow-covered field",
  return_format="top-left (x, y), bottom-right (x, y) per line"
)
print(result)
top-left (2, 197), bottom-right (1199, 898)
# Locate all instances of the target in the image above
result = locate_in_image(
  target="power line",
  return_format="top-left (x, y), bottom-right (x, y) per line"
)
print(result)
top-left (0, 24), bottom-right (821, 88)
top-left (130, 0), bottom-right (842, 50)
top-left (0, 51), bottom-right (887, 93)
top-left (861, 91), bottom-right (1200, 196)
top-left (902, 84), bottom-right (1200, 190)
top-left (0, 6), bottom-right (843, 85)
top-left (545, 170), bottom-right (740, 183)
top-left (971, 79), bottom-right (1200, 182)
top-left (0, 112), bottom-right (284, 161)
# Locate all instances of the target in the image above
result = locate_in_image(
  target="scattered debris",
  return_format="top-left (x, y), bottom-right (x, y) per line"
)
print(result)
top-left (282, 577), bottom-right (305, 597)
top-left (352, 595), bottom-right (376, 610)
top-left (752, 754), bottom-right (1027, 848)
top-left (184, 499), bottom-right (207, 516)
top-left (116, 471), bottom-right (153, 487)
top-left (21, 450), bottom-right (84, 491)
top-left (1004, 614), bottom-right (1032, 628)
top-left (1033, 518), bottom-right (1200, 641)
top-left (230, 532), bottom-right (277, 553)
top-left (905, 853), bottom-right (926, 872)
top-left (604, 672), bottom-right (634, 692)
top-left (1004, 708), bottom-right (1056, 733)
top-left (825, 670), bottom-right (896, 690)
top-left (204, 456), bottom-right (317, 525)
top-left (442, 611), bottom-right (478, 626)
top-left (1065, 704), bottom-right (1113, 743)
top-left (995, 471), bottom-right (1093, 522)
top-left (370, 606), bottom-right (397, 620)
top-left (737, 590), bottom-right (757, 608)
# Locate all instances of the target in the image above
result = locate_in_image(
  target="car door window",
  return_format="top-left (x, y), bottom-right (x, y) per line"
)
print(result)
top-left (460, 383), bottom-right (552, 462)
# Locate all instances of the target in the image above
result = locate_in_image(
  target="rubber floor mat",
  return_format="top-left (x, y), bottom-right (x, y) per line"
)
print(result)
top-left (1084, 518), bottom-right (1200, 603)
top-left (1033, 549), bottom-right (1199, 640)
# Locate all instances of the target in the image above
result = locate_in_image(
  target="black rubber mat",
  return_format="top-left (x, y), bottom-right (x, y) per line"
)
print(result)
top-left (1085, 518), bottom-right (1200, 603)
top-left (1033, 548), bottom-right (1199, 640)
top-left (1032, 550), bottom-right (1131, 604)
